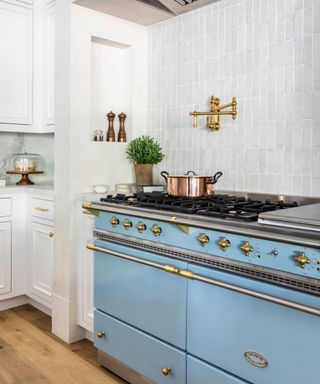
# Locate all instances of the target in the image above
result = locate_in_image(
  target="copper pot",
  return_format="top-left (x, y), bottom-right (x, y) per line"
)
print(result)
top-left (161, 170), bottom-right (223, 198)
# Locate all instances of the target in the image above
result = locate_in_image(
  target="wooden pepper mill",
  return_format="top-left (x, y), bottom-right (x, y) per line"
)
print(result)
top-left (106, 111), bottom-right (116, 142)
top-left (117, 112), bottom-right (127, 142)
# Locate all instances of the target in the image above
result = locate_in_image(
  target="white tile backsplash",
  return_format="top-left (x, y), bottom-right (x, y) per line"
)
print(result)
top-left (147, 0), bottom-right (320, 197)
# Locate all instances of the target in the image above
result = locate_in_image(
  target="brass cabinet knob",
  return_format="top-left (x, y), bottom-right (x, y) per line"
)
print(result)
top-left (110, 216), bottom-right (120, 227)
top-left (218, 238), bottom-right (230, 251)
top-left (240, 241), bottom-right (254, 256)
top-left (96, 330), bottom-right (106, 339)
top-left (151, 224), bottom-right (162, 236)
top-left (123, 219), bottom-right (132, 230)
top-left (48, 232), bottom-right (54, 238)
top-left (294, 252), bottom-right (311, 268)
top-left (161, 367), bottom-right (171, 376)
top-left (197, 233), bottom-right (209, 247)
top-left (136, 222), bottom-right (147, 233)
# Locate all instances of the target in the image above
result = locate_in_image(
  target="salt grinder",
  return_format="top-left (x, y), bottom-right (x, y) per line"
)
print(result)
top-left (117, 112), bottom-right (127, 142)
top-left (106, 111), bottom-right (116, 142)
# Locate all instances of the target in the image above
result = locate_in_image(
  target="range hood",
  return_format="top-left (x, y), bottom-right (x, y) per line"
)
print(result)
top-left (75, 0), bottom-right (219, 26)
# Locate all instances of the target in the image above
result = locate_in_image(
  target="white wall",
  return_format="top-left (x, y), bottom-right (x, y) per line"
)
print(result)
top-left (147, 0), bottom-right (320, 197)
top-left (70, 4), bottom-right (148, 193)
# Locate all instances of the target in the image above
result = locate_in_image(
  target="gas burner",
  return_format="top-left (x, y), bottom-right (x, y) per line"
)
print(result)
top-left (100, 193), bottom-right (298, 222)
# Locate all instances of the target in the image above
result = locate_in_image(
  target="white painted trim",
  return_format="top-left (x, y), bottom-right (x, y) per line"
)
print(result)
top-left (0, 295), bottom-right (28, 311)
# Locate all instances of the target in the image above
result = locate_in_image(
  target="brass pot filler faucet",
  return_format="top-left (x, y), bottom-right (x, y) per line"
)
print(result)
top-left (190, 96), bottom-right (237, 131)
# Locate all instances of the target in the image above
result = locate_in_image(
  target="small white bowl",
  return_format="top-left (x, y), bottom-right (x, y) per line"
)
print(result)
top-left (93, 185), bottom-right (109, 194)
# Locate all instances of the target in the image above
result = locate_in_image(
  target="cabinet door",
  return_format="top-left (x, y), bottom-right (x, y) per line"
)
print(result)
top-left (0, 2), bottom-right (32, 125)
top-left (0, 222), bottom-right (11, 295)
top-left (29, 221), bottom-right (53, 304)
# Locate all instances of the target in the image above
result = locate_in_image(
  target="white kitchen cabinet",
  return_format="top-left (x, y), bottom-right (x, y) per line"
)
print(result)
top-left (0, 0), bottom-right (55, 133)
top-left (0, 221), bottom-right (12, 296)
top-left (77, 205), bottom-right (95, 332)
top-left (0, 1), bottom-right (33, 128)
top-left (28, 220), bottom-right (54, 306)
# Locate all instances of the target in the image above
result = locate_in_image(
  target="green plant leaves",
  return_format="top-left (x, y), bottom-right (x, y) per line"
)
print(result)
top-left (126, 135), bottom-right (164, 164)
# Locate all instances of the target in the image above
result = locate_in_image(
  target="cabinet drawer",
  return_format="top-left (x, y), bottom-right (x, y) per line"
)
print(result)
top-left (0, 198), bottom-right (11, 217)
top-left (94, 310), bottom-right (186, 384)
top-left (31, 198), bottom-right (54, 221)
top-left (94, 240), bottom-right (187, 349)
top-left (187, 356), bottom-right (246, 384)
top-left (187, 264), bottom-right (320, 384)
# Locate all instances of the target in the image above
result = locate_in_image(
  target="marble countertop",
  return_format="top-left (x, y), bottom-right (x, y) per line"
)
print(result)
top-left (0, 182), bottom-right (54, 197)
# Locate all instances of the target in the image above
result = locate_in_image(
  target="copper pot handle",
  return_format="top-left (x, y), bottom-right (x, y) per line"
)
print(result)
top-left (207, 171), bottom-right (223, 184)
top-left (161, 171), bottom-right (169, 183)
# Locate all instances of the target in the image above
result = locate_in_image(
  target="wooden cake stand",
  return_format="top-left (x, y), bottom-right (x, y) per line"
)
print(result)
top-left (7, 171), bottom-right (44, 185)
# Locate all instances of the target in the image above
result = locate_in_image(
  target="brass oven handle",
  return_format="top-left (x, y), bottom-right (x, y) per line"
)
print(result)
top-left (86, 244), bottom-right (320, 317)
top-left (161, 367), bottom-right (171, 376)
top-left (35, 207), bottom-right (49, 212)
top-left (294, 252), bottom-right (311, 268)
top-left (151, 224), bottom-right (162, 236)
top-left (197, 233), bottom-right (209, 246)
top-left (218, 238), bottom-right (230, 251)
top-left (240, 241), bottom-right (254, 256)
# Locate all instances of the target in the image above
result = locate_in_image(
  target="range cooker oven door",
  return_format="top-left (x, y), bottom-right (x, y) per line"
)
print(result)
top-left (187, 264), bottom-right (320, 384)
top-left (94, 239), bottom-right (188, 350)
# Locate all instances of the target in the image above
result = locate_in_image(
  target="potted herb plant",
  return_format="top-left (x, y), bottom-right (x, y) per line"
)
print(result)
top-left (126, 135), bottom-right (164, 185)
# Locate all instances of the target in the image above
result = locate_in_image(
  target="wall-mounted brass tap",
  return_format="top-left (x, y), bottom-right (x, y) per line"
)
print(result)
top-left (190, 96), bottom-right (237, 131)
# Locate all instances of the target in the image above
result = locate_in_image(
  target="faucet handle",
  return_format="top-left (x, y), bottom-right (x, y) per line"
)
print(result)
top-left (190, 112), bottom-right (198, 127)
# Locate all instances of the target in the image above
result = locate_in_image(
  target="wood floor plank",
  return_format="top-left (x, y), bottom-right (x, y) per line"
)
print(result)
top-left (0, 310), bottom-right (125, 384)
top-left (11, 304), bottom-right (49, 322)
top-left (0, 337), bottom-right (53, 383)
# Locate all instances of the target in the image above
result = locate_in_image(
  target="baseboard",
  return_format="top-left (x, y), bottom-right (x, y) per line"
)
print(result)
top-left (0, 295), bottom-right (28, 311)
top-left (85, 329), bottom-right (93, 341)
top-left (27, 297), bottom-right (52, 316)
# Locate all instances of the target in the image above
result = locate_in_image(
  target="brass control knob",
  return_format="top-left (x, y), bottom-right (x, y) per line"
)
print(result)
top-left (123, 219), bottom-right (132, 230)
top-left (197, 233), bottom-right (209, 247)
top-left (110, 216), bottom-right (119, 227)
top-left (161, 367), bottom-right (171, 376)
top-left (96, 331), bottom-right (105, 339)
top-left (218, 238), bottom-right (230, 251)
top-left (151, 224), bottom-right (162, 236)
top-left (136, 222), bottom-right (147, 233)
top-left (294, 252), bottom-right (311, 268)
top-left (240, 241), bottom-right (254, 256)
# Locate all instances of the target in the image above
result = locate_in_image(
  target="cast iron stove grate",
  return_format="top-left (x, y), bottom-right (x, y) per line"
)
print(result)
top-left (100, 193), bottom-right (298, 221)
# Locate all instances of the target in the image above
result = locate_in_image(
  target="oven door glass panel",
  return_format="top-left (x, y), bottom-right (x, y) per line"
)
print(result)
top-left (95, 310), bottom-right (186, 384)
top-left (187, 355), bottom-right (247, 384)
top-left (94, 239), bottom-right (188, 349)
top-left (187, 264), bottom-right (320, 384)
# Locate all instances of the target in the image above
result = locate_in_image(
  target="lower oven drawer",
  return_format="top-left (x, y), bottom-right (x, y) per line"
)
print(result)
top-left (187, 356), bottom-right (246, 384)
top-left (94, 240), bottom-right (188, 349)
top-left (187, 264), bottom-right (320, 384)
top-left (94, 310), bottom-right (186, 384)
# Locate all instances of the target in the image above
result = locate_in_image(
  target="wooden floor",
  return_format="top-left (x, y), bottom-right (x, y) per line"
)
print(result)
top-left (0, 304), bottom-right (126, 384)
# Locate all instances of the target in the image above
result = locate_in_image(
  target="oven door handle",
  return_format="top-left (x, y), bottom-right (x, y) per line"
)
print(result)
top-left (87, 243), bottom-right (320, 317)
top-left (184, 270), bottom-right (320, 317)
top-left (86, 243), bottom-right (181, 275)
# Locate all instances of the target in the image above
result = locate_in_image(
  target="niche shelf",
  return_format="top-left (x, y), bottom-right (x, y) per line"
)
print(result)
top-left (90, 36), bottom-right (132, 143)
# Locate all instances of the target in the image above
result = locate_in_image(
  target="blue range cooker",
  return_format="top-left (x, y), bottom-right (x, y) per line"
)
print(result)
top-left (83, 192), bottom-right (320, 384)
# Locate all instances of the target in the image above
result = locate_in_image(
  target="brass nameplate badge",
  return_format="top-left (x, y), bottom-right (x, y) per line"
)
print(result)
top-left (244, 351), bottom-right (268, 368)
